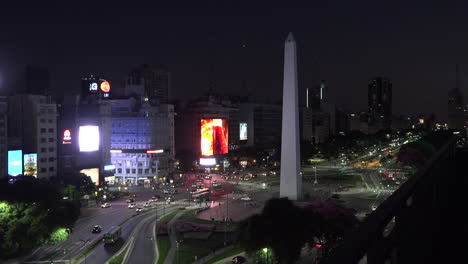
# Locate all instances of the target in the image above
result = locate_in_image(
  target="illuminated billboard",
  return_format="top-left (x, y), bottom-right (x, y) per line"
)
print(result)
top-left (8, 150), bottom-right (23, 176)
top-left (200, 158), bottom-right (216, 166)
top-left (79, 126), bottom-right (100, 152)
top-left (201, 119), bottom-right (228, 156)
top-left (80, 168), bottom-right (100, 186)
top-left (239, 122), bottom-right (247, 140)
top-left (23, 153), bottom-right (37, 178)
top-left (63, 129), bottom-right (72, 144)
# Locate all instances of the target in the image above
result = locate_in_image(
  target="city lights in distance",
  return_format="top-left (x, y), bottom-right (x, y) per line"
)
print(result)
top-left (79, 126), bottom-right (100, 152)
top-left (200, 158), bottom-right (216, 166)
top-left (201, 119), bottom-right (228, 156)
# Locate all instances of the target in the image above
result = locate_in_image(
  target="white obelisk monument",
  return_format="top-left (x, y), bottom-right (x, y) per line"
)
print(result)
top-left (280, 32), bottom-right (302, 200)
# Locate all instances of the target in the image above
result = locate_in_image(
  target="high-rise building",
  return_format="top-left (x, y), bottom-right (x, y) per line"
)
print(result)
top-left (0, 97), bottom-right (7, 179)
top-left (110, 99), bottom-right (175, 185)
top-left (25, 65), bottom-right (50, 96)
top-left (368, 77), bottom-right (392, 130)
top-left (448, 66), bottom-right (465, 130)
top-left (125, 65), bottom-right (171, 104)
top-left (302, 81), bottom-right (335, 143)
top-left (7, 95), bottom-right (57, 179)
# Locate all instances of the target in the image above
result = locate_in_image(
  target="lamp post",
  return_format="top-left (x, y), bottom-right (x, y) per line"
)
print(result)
top-left (313, 165), bottom-right (318, 185)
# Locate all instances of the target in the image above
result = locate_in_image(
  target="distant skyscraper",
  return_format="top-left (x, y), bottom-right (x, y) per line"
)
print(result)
top-left (126, 65), bottom-right (171, 104)
top-left (448, 66), bottom-right (465, 130)
top-left (368, 77), bottom-right (392, 130)
top-left (25, 65), bottom-right (50, 96)
top-left (280, 32), bottom-right (301, 200)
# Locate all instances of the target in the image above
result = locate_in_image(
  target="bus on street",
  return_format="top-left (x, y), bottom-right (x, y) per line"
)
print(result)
top-left (102, 226), bottom-right (121, 244)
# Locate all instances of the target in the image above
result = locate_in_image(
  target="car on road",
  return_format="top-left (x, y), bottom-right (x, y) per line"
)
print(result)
top-left (126, 198), bottom-right (134, 203)
top-left (191, 184), bottom-right (198, 188)
top-left (101, 203), bottom-right (111, 208)
top-left (197, 179), bottom-right (204, 183)
top-left (128, 203), bottom-right (136, 208)
top-left (135, 207), bottom-right (142, 212)
top-left (240, 196), bottom-right (252, 201)
top-left (232, 255), bottom-right (246, 263)
top-left (205, 175), bottom-right (212, 179)
top-left (151, 196), bottom-right (159, 201)
top-left (165, 196), bottom-right (174, 202)
top-left (371, 205), bottom-right (377, 211)
top-left (91, 225), bottom-right (102, 233)
top-left (163, 189), bottom-right (169, 194)
top-left (143, 202), bottom-right (150, 207)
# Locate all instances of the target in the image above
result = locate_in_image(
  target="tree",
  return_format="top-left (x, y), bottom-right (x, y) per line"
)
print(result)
top-left (302, 199), bottom-right (358, 260)
top-left (237, 198), bottom-right (318, 264)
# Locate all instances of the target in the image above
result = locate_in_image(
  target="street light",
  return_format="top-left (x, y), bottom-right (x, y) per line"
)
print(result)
top-left (313, 165), bottom-right (318, 185)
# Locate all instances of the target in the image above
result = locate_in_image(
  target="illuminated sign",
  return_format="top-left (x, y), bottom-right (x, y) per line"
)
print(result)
top-left (100, 81), bottom-right (111, 93)
top-left (200, 158), bottom-right (216, 166)
top-left (110, 150), bottom-right (122, 153)
top-left (201, 119), bottom-right (228, 156)
top-left (239, 122), bottom-right (247, 140)
top-left (89, 82), bottom-right (98, 91)
top-left (80, 168), bottom-right (100, 186)
top-left (104, 165), bottom-right (115, 170)
top-left (8, 150), bottom-right (23, 176)
top-left (23, 153), bottom-right (37, 178)
top-left (79, 126), bottom-right (100, 152)
top-left (147, 149), bottom-right (164, 154)
top-left (62, 129), bottom-right (72, 144)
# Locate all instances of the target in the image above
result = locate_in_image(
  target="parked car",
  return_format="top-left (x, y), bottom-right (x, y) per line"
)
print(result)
top-left (91, 225), bottom-right (102, 233)
top-left (128, 203), bottom-right (136, 208)
top-left (232, 255), bottom-right (246, 263)
top-left (101, 203), bottom-right (111, 208)
top-left (135, 208), bottom-right (142, 212)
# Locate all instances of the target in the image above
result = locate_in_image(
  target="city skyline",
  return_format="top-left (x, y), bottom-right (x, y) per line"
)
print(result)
top-left (1, 2), bottom-right (468, 120)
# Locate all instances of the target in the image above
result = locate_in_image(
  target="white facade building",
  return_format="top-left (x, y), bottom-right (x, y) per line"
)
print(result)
top-left (110, 98), bottom-right (174, 185)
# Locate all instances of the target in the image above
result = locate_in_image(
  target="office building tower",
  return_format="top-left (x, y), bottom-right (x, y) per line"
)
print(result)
top-left (110, 99), bottom-right (174, 185)
top-left (25, 65), bottom-right (50, 96)
top-left (7, 95), bottom-right (57, 179)
top-left (125, 65), bottom-right (171, 104)
top-left (368, 77), bottom-right (392, 130)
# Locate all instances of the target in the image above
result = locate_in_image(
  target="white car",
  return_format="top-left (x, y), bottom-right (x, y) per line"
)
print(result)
top-left (143, 202), bottom-right (150, 207)
top-left (101, 203), bottom-right (111, 208)
top-left (128, 203), bottom-right (136, 208)
top-left (240, 196), bottom-right (252, 201)
top-left (136, 208), bottom-right (142, 212)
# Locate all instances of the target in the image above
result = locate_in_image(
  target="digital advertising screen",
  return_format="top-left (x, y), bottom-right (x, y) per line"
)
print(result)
top-left (8, 150), bottom-right (23, 176)
top-left (200, 158), bottom-right (216, 166)
top-left (239, 122), bottom-right (247, 140)
top-left (201, 119), bottom-right (228, 156)
top-left (62, 129), bottom-right (72, 144)
top-left (23, 153), bottom-right (37, 178)
top-left (79, 125), bottom-right (100, 152)
top-left (80, 168), bottom-right (100, 186)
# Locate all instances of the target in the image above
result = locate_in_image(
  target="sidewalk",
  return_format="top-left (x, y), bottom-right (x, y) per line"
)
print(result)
top-left (191, 245), bottom-right (235, 264)
top-left (163, 210), bottom-right (186, 264)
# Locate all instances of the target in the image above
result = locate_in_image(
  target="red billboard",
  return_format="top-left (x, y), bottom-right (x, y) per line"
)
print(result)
top-left (201, 119), bottom-right (228, 156)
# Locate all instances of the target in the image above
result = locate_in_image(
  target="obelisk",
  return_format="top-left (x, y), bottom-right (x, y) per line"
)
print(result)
top-left (280, 32), bottom-right (302, 200)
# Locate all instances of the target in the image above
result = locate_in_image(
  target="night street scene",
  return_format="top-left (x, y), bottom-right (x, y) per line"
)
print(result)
top-left (1, 1), bottom-right (468, 264)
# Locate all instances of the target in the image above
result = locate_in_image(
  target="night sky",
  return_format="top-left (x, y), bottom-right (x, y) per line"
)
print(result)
top-left (1, 1), bottom-right (468, 121)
